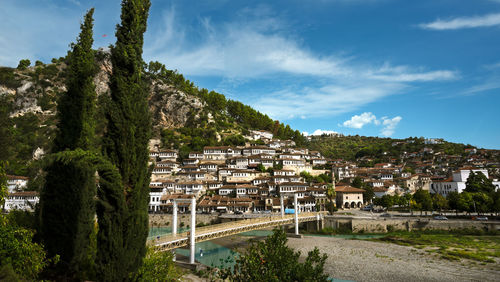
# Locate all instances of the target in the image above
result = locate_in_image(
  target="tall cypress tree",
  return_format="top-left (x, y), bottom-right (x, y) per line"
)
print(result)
top-left (39, 9), bottom-right (97, 280)
top-left (102, 0), bottom-right (152, 275)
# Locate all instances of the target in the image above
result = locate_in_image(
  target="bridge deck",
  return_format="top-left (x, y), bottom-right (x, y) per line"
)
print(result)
top-left (150, 212), bottom-right (322, 251)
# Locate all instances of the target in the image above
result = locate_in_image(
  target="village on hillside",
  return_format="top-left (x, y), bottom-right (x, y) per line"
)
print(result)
top-left (4, 131), bottom-right (500, 213)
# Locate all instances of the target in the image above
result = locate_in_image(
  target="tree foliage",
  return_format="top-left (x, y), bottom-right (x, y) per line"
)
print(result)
top-left (431, 193), bottom-right (448, 211)
top-left (0, 161), bottom-right (7, 210)
top-left (413, 189), bottom-right (432, 213)
top-left (0, 218), bottom-right (52, 280)
top-left (54, 9), bottom-right (97, 152)
top-left (17, 59), bottom-right (31, 70)
top-left (465, 171), bottom-right (496, 194)
top-left (220, 229), bottom-right (328, 281)
top-left (38, 9), bottom-right (98, 280)
top-left (131, 247), bottom-right (183, 281)
top-left (102, 0), bottom-right (152, 277)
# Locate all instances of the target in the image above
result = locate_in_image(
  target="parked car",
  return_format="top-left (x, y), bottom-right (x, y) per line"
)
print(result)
top-left (362, 205), bottom-right (373, 211)
top-left (380, 213), bottom-right (393, 218)
top-left (474, 216), bottom-right (488, 221)
top-left (433, 215), bottom-right (448, 220)
top-left (234, 210), bottom-right (243, 215)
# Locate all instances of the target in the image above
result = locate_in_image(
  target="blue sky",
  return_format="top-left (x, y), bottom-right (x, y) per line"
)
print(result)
top-left (2, 0), bottom-right (500, 149)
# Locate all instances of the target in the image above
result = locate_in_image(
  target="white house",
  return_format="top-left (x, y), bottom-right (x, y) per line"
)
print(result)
top-left (430, 168), bottom-right (500, 196)
top-left (7, 175), bottom-right (29, 193)
top-left (4, 191), bottom-right (39, 211)
top-left (149, 186), bottom-right (166, 212)
top-left (250, 130), bottom-right (273, 141)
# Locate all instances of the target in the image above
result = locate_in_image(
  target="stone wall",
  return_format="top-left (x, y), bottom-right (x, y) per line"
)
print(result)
top-left (323, 216), bottom-right (499, 233)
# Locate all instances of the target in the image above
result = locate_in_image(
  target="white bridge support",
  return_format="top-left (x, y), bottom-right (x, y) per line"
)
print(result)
top-left (190, 197), bottom-right (196, 264)
top-left (172, 201), bottom-right (178, 236)
top-left (172, 201), bottom-right (178, 261)
top-left (171, 197), bottom-right (197, 264)
top-left (294, 193), bottom-right (299, 235)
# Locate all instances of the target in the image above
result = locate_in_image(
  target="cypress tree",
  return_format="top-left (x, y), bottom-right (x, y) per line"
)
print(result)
top-left (39, 9), bottom-right (98, 280)
top-left (102, 0), bottom-right (152, 276)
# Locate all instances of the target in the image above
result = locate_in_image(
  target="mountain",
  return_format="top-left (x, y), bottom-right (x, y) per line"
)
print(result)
top-left (0, 49), bottom-right (304, 176)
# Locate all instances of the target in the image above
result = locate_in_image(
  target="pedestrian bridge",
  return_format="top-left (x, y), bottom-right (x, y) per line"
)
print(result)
top-left (149, 194), bottom-right (324, 264)
top-left (149, 212), bottom-right (323, 252)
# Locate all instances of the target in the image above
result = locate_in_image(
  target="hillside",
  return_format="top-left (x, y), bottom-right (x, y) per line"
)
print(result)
top-left (2, 50), bottom-right (498, 181)
top-left (0, 49), bottom-right (304, 176)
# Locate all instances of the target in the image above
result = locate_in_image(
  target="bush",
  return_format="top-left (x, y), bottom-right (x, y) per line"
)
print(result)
top-left (130, 247), bottom-right (183, 281)
top-left (0, 67), bottom-right (21, 88)
top-left (17, 59), bottom-right (31, 70)
top-left (218, 229), bottom-right (328, 281)
top-left (0, 217), bottom-right (55, 280)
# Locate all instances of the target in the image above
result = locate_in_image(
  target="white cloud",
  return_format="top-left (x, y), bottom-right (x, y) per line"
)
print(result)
top-left (339, 113), bottom-right (402, 136)
top-left (380, 116), bottom-right (402, 137)
top-left (304, 129), bottom-right (339, 136)
top-left (342, 112), bottom-right (378, 128)
top-left (419, 13), bottom-right (500, 30)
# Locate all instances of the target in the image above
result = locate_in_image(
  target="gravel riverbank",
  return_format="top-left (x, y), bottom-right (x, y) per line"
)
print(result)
top-left (287, 235), bottom-right (499, 282)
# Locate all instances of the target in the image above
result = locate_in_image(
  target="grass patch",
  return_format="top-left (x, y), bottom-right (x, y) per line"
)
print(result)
top-left (369, 230), bottom-right (500, 264)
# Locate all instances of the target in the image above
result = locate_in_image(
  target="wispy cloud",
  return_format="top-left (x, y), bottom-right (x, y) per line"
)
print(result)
top-left (484, 61), bottom-right (500, 70)
top-left (254, 82), bottom-right (405, 119)
top-left (461, 80), bottom-right (500, 96)
top-left (419, 13), bottom-right (500, 30)
top-left (380, 116), bottom-right (402, 137)
top-left (145, 7), bottom-right (457, 120)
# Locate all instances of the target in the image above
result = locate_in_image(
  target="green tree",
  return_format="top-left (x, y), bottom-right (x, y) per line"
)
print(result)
top-left (220, 229), bottom-right (328, 281)
top-left (351, 176), bottom-right (363, 188)
top-left (431, 193), bottom-right (448, 212)
top-left (102, 0), bottom-right (152, 277)
top-left (130, 247), bottom-right (183, 281)
top-left (471, 192), bottom-right (493, 215)
top-left (0, 161), bottom-right (7, 210)
top-left (362, 186), bottom-right (375, 204)
top-left (491, 190), bottom-right (500, 214)
top-left (17, 59), bottom-right (31, 70)
top-left (447, 191), bottom-right (460, 214)
top-left (457, 192), bottom-right (473, 214)
top-left (257, 163), bottom-right (267, 173)
top-left (465, 171), bottom-right (496, 194)
top-left (0, 219), bottom-right (52, 280)
top-left (38, 9), bottom-right (98, 280)
top-left (54, 9), bottom-right (97, 152)
top-left (380, 194), bottom-right (394, 210)
top-left (326, 184), bottom-right (336, 213)
top-left (413, 189), bottom-right (432, 215)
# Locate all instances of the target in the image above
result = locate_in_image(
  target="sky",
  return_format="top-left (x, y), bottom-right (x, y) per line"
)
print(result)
top-left (1, 0), bottom-right (500, 149)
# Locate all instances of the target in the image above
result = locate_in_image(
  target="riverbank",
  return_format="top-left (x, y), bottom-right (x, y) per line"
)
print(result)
top-left (287, 235), bottom-right (500, 282)
top-left (179, 229), bottom-right (499, 281)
